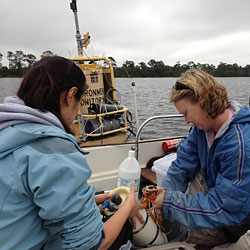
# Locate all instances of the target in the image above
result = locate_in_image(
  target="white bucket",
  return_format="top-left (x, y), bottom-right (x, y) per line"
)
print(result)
top-left (133, 208), bottom-right (168, 247)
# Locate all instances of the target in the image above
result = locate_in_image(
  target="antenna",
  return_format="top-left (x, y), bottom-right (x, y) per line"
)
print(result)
top-left (70, 0), bottom-right (83, 56)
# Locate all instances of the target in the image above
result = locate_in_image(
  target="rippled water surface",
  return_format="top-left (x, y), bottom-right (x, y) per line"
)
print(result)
top-left (115, 77), bottom-right (250, 139)
top-left (1, 77), bottom-right (250, 139)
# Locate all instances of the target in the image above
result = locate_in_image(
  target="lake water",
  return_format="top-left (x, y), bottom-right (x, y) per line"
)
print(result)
top-left (1, 77), bottom-right (250, 139)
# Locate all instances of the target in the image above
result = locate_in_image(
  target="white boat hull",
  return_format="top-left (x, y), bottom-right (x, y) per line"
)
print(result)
top-left (85, 138), bottom-right (176, 192)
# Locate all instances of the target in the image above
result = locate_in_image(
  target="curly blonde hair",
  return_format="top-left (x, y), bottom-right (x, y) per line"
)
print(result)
top-left (170, 69), bottom-right (228, 119)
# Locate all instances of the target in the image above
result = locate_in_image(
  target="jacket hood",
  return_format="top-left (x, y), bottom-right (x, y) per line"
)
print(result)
top-left (231, 101), bottom-right (250, 124)
top-left (221, 100), bottom-right (250, 131)
top-left (0, 96), bottom-right (64, 131)
top-left (0, 96), bottom-right (76, 159)
top-left (205, 100), bottom-right (249, 143)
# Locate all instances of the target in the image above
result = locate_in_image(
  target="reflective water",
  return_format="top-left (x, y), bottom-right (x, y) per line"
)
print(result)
top-left (1, 77), bottom-right (250, 139)
top-left (116, 77), bottom-right (250, 139)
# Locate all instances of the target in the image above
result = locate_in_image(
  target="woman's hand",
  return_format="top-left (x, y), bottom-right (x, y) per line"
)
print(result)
top-left (94, 193), bottom-right (112, 205)
top-left (100, 188), bottom-right (144, 249)
top-left (152, 188), bottom-right (166, 210)
top-left (125, 188), bottom-right (144, 229)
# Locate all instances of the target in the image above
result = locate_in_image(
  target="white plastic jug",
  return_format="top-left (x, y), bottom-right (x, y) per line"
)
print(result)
top-left (117, 150), bottom-right (141, 199)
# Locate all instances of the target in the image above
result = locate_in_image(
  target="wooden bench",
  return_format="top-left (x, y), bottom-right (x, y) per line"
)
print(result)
top-left (141, 150), bottom-right (177, 186)
top-left (141, 167), bottom-right (157, 185)
top-left (141, 155), bottom-right (164, 186)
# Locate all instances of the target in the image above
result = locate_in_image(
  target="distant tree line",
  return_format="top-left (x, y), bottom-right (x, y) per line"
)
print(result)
top-left (1, 51), bottom-right (250, 77)
top-left (0, 50), bottom-right (55, 77)
top-left (112, 59), bottom-right (250, 77)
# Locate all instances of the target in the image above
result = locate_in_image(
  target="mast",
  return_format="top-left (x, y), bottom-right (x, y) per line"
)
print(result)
top-left (70, 0), bottom-right (83, 56)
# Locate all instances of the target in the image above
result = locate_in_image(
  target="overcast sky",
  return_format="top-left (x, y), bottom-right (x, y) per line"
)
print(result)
top-left (1, 0), bottom-right (250, 67)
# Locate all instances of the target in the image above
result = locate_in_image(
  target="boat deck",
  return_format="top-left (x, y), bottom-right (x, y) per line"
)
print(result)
top-left (137, 242), bottom-right (195, 250)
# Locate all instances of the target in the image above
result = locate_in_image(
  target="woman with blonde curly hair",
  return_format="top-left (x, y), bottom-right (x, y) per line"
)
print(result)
top-left (171, 69), bottom-right (228, 120)
top-left (153, 69), bottom-right (250, 248)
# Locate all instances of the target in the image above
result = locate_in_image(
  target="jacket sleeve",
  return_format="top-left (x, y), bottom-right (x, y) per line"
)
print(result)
top-left (162, 127), bottom-right (200, 193)
top-left (162, 124), bottom-right (250, 229)
top-left (27, 137), bottom-right (104, 249)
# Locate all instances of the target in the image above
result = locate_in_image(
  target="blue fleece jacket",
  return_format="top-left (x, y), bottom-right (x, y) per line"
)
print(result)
top-left (162, 101), bottom-right (250, 229)
top-left (0, 97), bottom-right (104, 250)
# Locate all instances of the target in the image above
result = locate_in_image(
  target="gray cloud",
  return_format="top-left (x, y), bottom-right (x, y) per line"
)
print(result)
top-left (1, 0), bottom-right (250, 66)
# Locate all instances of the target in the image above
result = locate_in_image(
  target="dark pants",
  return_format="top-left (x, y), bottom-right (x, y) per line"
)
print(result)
top-left (102, 215), bottom-right (133, 250)
top-left (41, 218), bottom-right (133, 250)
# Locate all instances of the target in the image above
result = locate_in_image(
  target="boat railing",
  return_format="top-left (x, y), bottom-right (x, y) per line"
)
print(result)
top-left (135, 114), bottom-right (184, 160)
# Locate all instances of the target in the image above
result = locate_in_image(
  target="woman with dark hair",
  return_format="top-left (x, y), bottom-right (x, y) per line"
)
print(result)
top-left (0, 56), bottom-right (143, 250)
top-left (17, 56), bottom-right (87, 133)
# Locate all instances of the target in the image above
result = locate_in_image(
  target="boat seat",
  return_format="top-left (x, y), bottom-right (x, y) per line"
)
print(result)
top-left (141, 155), bottom-right (165, 186)
top-left (141, 150), bottom-right (177, 186)
top-left (141, 168), bottom-right (157, 185)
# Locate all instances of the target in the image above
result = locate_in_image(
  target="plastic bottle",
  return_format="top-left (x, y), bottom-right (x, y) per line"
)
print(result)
top-left (117, 150), bottom-right (141, 199)
top-left (162, 138), bottom-right (185, 153)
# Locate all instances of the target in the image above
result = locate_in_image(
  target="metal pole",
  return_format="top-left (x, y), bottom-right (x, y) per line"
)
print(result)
top-left (70, 0), bottom-right (83, 56)
top-left (131, 82), bottom-right (139, 132)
